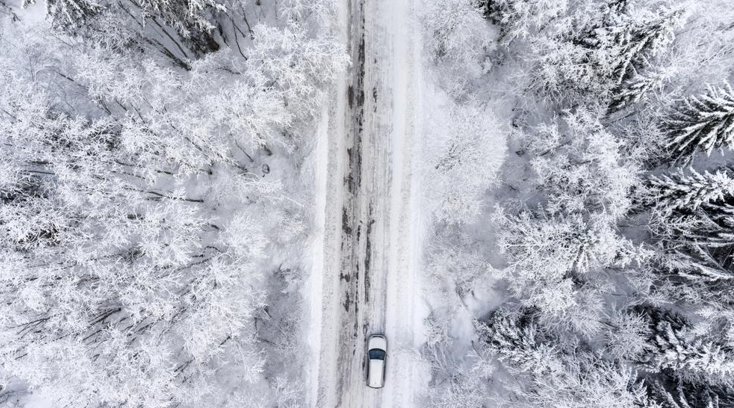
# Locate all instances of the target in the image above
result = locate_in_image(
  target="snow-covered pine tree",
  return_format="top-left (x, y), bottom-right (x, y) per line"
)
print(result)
top-left (701, 201), bottom-right (734, 240)
top-left (651, 380), bottom-right (732, 408)
top-left (609, 69), bottom-right (666, 113)
top-left (477, 310), bottom-right (656, 408)
top-left (612, 7), bottom-right (684, 85)
top-left (603, 309), bottom-right (651, 361)
top-left (475, 309), bottom-right (562, 376)
top-left (37, 0), bottom-right (224, 36)
top-left (606, 0), bottom-right (632, 15)
top-left (647, 168), bottom-right (734, 215)
top-left (651, 192), bottom-right (734, 279)
top-left (640, 307), bottom-right (734, 386)
top-left (547, 1), bottom-right (685, 108)
top-left (665, 82), bottom-right (734, 160)
top-left (478, 0), bottom-right (569, 43)
top-left (36, 0), bottom-right (102, 30)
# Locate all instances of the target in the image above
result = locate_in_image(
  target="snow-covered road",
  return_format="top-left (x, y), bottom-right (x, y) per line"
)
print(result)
top-left (308, 0), bottom-right (424, 406)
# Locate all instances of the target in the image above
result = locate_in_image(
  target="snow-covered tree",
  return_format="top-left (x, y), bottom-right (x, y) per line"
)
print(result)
top-left (649, 196), bottom-right (734, 280)
top-left (637, 307), bottom-right (734, 387)
top-left (419, 0), bottom-right (489, 75)
top-left (495, 208), bottom-right (640, 319)
top-left (650, 380), bottom-right (732, 408)
top-left (476, 310), bottom-right (656, 408)
top-left (0, 0), bottom-right (344, 403)
top-left (426, 231), bottom-right (491, 299)
top-left (476, 309), bottom-right (562, 376)
top-left (647, 168), bottom-right (734, 215)
top-left (522, 362), bottom-right (652, 408)
top-left (664, 82), bottom-right (734, 160)
top-left (429, 103), bottom-right (506, 225)
top-left (610, 6), bottom-right (685, 85)
top-left (526, 1), bottom-right (686, 105)
top-left (609, 69), bottom-right (667, 113)
top-left (28, 0), bottom-right (225, 39)
top-left (427, 375), bottom-right (489, 408)
top-left (526, 109), bottom-right (639, 221)
top-left (604, 308), bottom-right (652, 361)
top-left (244, 23), bottom-right (348, 119)
top-left (480, 0), bottom-right (569, 43)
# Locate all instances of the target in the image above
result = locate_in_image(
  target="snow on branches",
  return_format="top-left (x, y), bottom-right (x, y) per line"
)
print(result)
top-left (647, 168), bottom-right (734, 214)
top-left (428, 103), bottom-right (506, 225)
top-left (475, 310), bottom-right (654, 408)
top-left (664, 82), bottom-right (734, 161)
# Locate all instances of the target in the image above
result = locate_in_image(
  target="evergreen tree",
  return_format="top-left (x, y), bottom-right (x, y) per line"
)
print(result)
top-left (639, 307), bottom-right (734, 386)
top-left (650, 380), bottom-right (733, 408)
top-left (527, 0), bottom-right (685, 107)
top-left (37, 0), bottom-right (102, 30)
top-left (665, 82), bottom-right (734, 160)
top-left (477, 310), bottom-right (656, 408)
top-left (648, 168), bottom-right (734, 215)
top-left (576, 2), bottom-right (684, 83)
top-left (652, 198), bottom-right (734, 280)
top-left (475, 309), bottom-right (562, 376)
top-left (609, 70), bottom-right (665, 113)
top-left (478, 0), bottom-right (569, 42)
top-left (496, 207), bottom-right (640, 318)
top-left (606, 0), bottom-right (632, 15)
top-left (29, 0), bottom-right (224, 36)
top-left (611, 8), bottom-right (684, 85)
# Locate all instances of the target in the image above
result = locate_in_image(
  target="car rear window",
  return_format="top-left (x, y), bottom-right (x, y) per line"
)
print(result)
top-left (369, 349), bottom-right (386, 360)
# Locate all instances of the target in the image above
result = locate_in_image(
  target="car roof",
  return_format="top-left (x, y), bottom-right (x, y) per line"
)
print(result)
top-left (368, 359), bottom-right (385, 388)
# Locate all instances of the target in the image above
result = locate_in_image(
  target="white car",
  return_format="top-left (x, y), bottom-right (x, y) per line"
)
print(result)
top-left (367, 334), bottom-right (387, 388)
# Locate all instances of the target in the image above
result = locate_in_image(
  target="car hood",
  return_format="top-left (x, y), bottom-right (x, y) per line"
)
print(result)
top-left (368, 336), bottom-right (387, 351)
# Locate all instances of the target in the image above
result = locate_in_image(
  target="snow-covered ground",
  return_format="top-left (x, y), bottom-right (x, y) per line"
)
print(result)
top-left (307, 0), bottom-right (429, 406)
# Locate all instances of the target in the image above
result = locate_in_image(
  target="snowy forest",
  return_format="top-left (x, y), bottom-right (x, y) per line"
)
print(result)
top-left (0, 0), bottom-right (346, 405)
top-left (420, 0), bottom-right (734, 407)
top-left (2, 0), bottom-right (734, 406)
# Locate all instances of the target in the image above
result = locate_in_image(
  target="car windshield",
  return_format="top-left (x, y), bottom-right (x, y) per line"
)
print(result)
top-left (369, 349), bottom-right (386, 360)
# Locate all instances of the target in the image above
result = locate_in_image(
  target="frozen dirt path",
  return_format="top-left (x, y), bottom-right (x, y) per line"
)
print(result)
top-left (309, 0), bottom-right (424, 406)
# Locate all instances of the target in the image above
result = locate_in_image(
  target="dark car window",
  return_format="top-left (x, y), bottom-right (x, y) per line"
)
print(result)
top-left (369, 349), bottom-right (386, 360)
